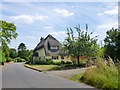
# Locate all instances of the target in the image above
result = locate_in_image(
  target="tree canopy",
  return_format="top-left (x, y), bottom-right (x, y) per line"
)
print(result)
top-left (9, 48), bottom-right (18, 58)
top-left (18, 43), bottom-right (29, 59)
top-left (0, 20), bottom-right (18, 57)
top-left (104, 28), bottom-right (120, 62)
top-left (63, 24), bottom-right (99, 64)
top-left (18, 43), bottom-right (27, 51)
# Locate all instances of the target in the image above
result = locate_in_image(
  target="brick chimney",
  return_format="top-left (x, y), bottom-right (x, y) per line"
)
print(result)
top-left (40, 37), bottom-right (44, 41)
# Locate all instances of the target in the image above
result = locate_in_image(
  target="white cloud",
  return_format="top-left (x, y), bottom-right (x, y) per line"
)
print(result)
top-left (97, 13), bottom-right (104, 16)
top-left (49, 31), bottom-right (67, 35)
top-left (97, 22), bottom-right (118, 30)
top-left (43, 26), bottom-right (53, 29)
top-left (10, 15), bottom-right (34, 24)
top-left (98, 6), bottom-right (118, 16)
top-left (55, 9), bottom-right (74, 17)
top-left (104, 6), bottom-right (118, 15)
top-left (34, 14), bottom-right (48, 21)
top-left (10, 14), bottom-right (48, 24)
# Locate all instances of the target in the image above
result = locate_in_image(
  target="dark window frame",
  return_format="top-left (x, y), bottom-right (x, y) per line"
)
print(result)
top-left (61, 56), bottom-right (64, 59)
top-left (52, 56), bottom-right (59, 59)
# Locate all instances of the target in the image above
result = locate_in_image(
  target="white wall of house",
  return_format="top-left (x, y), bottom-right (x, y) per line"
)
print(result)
top-left (45, 55), bottom-right (71, 62)
top-left (36, 47), bottom-right (45, 57)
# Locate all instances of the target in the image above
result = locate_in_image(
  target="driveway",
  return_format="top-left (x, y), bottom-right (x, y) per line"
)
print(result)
top-left (2, 63), bottom-right (95, 88)
top-left (44, 68), bottom-right (86, 79)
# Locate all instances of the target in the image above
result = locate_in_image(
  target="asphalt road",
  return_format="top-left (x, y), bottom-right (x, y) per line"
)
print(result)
top-left (2, 63), bottom-right (95, 88)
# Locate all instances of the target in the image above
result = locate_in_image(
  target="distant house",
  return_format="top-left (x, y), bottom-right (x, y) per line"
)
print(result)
top-left (32, 34), bottom-right (70, 63)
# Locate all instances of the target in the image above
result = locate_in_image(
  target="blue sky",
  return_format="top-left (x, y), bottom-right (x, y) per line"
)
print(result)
top-left (1, 2), bottom-right (118, 50)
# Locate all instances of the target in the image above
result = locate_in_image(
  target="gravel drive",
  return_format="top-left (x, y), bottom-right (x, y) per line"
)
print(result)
top-left (43, 68), bottom-right (87, 79)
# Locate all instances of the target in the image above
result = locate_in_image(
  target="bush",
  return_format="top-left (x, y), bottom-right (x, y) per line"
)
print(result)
top-left (54, 61), bottom-right (72, 65)
top-left (66, 61), bottom-right (72, 64)
top-left (19, 58), bottom-right (26, 62)
top-left (2, 53), bottom-right (6, 63)
top-left (71, 73), bottom-right (84, 82)
top-left (14, 57), bottom-right (20, 62)
top-left (80, 57), bottom-right (118, 88)
top-left (72, 60), bottom-right (77, 65)
top-left (79, 61), bottom-right (86, 67)
top-left (61, 61), bottom-right (65, 64)
top-left (34, 58), bottom-right (54, 65)
top-left (54, 62), bottom-right (62, 65)
top-left (46, 59), bottom-right (54, 65)
top-left (14, 57), bottom-right (26, 62)
top-left (6, 57), bottom-right (14, 62)
top-left (0, 50), bottom-right (6, 63)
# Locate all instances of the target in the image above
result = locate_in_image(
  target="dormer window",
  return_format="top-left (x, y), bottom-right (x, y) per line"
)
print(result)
top-left (50, 46), bottom-right (59, 50)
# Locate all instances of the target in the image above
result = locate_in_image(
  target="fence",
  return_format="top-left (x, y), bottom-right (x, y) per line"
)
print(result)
top-left (87, 56), bottom-right (98, 67)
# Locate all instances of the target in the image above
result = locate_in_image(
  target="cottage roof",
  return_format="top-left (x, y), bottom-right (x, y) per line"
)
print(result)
top-left (33, 34), bottom-right (66, 56)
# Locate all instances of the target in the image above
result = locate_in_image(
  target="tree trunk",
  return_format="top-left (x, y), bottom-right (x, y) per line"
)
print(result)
top-left (77, 56), bottom-right (79, 65)
top-left (87, 56), bottom-right (90, 67)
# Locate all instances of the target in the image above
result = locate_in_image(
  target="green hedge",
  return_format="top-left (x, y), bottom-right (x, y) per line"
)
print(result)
top-left (6, 57), bottom-right (14, 62)
top-left (54, 61), bottom-right (72, 65)
top-left (34, 59), bottom-right (54, 65)
top-left (0, 52), bottom-right (6, 63)
top-left (14, 57), bottom-right (26, 62)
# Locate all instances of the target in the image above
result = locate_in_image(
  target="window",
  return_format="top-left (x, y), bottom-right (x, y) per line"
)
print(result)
top-left (61, 56), bottom-right (64, 59)
top-left (52, 56), bottom-right (59, 59)
top-left (50, 46), bottom-right (58, 50)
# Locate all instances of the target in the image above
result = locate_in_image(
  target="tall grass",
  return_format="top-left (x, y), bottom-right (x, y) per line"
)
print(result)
top-left (80, 57), bottom-right (118, 89)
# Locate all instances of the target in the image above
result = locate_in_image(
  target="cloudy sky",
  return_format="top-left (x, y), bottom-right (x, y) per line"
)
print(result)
top-left (1, 2), bottom-right (118, 50)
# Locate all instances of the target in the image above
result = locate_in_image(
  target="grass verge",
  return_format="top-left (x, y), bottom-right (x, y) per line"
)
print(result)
top-left (24, 64), bottom-right (60, 71)
top-left (70, 57), bottom-right (118, 89)
top-left (70, 73), bottom-right (84, 83)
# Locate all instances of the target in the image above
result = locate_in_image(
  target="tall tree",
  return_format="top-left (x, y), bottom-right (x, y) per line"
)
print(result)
top-left (0, 20), bottom-right (18, 57)
top-left (63, 24), bottom-right (99, 64)
top-left (18, 43), bottom-right (28, 59)
top-left (9, 48), bottom-right (18, 58)
top-left (18, 43), bottom-right (27, 51)
top-left (104, 28), bottom-right (120, 62)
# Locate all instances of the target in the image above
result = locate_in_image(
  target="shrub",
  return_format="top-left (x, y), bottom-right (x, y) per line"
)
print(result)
top-left (80, 57), bottom-right (118, 88)
top-left (72, 60), bottom-right (77, 65)
top-left (0, 50), bottom-right (6, 63)
top-left (61, 61), bottom-right (65, 64)
top-left (19, 58), bottom-right (26, 62)
top-left (14, 57), bottom-right (26, 62)
top-left (15, 57), bottom-right (20, 62)
top-left (71, 73), bottom-right (84, 82)
top-left (34, 60), bottom-right (40, 64)
top-left (2, 52), bottom-right (6, 63)
top-left (79, 61), bottom-right (86, 67)
top-left (6, 57), bottom-right (14, 62)
top-left (46, 59), bottom-right (54, 65)
top-left (54, 62), bottom-right (62, 65)
top-left (34, 58), bottom-right (54, 65)
top-left (66, 61), bottom-right (72, 64)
